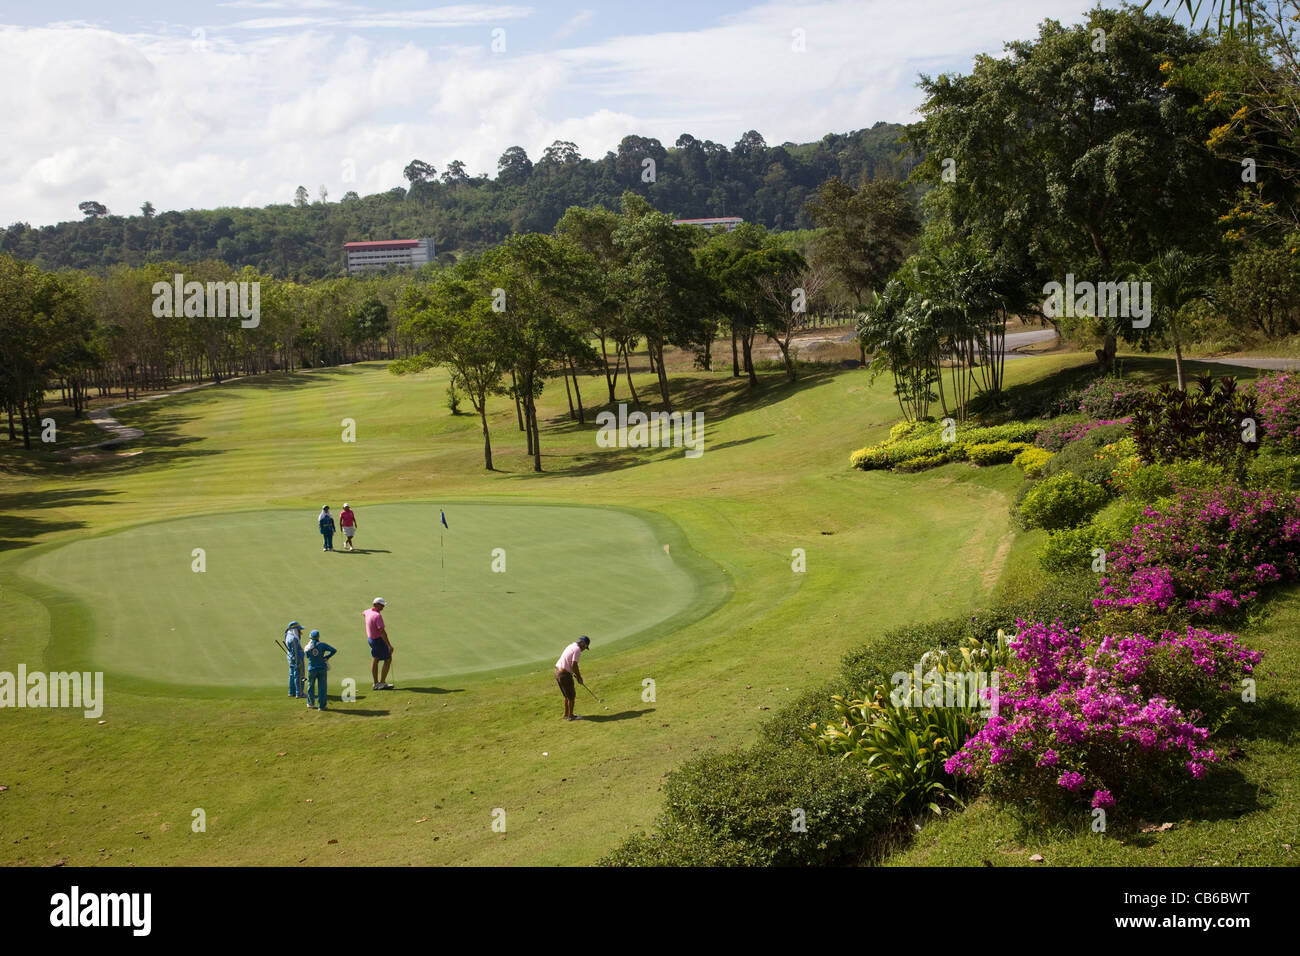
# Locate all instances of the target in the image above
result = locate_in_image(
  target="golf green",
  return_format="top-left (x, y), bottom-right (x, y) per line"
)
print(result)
top-left (18, 501), bottom-right (728, 688)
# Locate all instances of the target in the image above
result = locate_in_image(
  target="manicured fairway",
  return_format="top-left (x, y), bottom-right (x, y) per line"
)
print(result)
top-left (0, 355), bottom-right (1067, 866)
top-left (17, 502), bottom-right (726, 687)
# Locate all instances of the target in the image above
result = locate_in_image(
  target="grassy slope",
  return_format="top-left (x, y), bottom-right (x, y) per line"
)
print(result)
top-left (4, 350), bottom-right (1286, 866)
top-left (0, 357), bottom-right (1030, 866)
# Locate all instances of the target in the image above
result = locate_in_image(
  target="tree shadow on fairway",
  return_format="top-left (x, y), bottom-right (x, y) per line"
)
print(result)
top-left (580, 708), bottom-right (654, 722)
top-left (499, 365), bottom-right (839, 478)
top-left (0, 487), bottom-right (120, 552)
top-left (402, 686), bottom-right (465, 695)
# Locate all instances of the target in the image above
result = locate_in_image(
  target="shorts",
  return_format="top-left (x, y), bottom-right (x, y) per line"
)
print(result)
top-left (555, 669), bottom-right (575, 701)
top-left (342, 525), bottom-right (355, 537)
top-left (369, 637), bottom-right (391, 661)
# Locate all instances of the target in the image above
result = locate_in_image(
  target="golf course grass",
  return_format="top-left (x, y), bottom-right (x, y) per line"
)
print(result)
top-left (16, 502), bottom-right (728, 689)
top-left (0, 351), bottom-right (1115, 865)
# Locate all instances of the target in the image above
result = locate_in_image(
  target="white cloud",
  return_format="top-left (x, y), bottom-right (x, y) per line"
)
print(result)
top-left (2, 0), bottom-right (1092, 227)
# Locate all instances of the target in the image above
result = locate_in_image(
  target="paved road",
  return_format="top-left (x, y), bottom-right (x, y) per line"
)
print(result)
top-left (1199, 357), bottom-right (1300, 370)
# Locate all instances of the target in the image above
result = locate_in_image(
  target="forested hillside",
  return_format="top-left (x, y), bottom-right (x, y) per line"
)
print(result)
top-left (1, 124), bottom-right (914, 279)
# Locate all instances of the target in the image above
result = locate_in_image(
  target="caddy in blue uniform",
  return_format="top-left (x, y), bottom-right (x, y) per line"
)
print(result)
top-left (285, 621), bottom-right (306, 698)
top-left (304, 629), bottom-right (337, 710)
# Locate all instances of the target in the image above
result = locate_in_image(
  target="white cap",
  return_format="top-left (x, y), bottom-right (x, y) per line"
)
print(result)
top-left (343, 503), bottom-right (350, 508)
top-left (373, 597), bottom-right (387, 606)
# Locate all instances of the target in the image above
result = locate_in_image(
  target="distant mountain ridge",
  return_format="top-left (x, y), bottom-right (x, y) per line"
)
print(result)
top-left (2, 123), bottom-right (915, 278)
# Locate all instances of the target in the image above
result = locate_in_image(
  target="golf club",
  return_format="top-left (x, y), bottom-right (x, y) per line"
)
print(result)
top-left (582, 682), bottom-right (607, 709)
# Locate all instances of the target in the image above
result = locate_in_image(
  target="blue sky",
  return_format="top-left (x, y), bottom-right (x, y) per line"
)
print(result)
top-left (1, 1), bottom-right (1115, 226)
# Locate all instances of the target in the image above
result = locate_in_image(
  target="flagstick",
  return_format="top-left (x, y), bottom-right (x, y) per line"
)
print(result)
top-left (440, 531), bottom-right (444, 591)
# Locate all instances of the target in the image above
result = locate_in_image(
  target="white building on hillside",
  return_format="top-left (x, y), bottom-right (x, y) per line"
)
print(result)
top-left (344, 238), bottom-right (435, 274)
top-left (672, 217), bottom-right (743, 232)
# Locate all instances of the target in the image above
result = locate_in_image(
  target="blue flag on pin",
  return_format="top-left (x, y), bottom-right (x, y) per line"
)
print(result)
top-left (441, 510), bottom-right (448, 529)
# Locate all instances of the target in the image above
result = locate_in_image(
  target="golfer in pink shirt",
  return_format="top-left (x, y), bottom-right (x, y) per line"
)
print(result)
top-left (364, 597), bottom-right (394, 690)
top-left (555, 636), bottom-right (590, 721)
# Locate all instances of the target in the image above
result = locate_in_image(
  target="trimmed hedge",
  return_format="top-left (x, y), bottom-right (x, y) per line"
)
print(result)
top-left (850, 421), bottom-right (1042, 472)
top-left (968, 440), bottom-right (1033, 466)
top-left (598, 744), bottom-right (892, 866)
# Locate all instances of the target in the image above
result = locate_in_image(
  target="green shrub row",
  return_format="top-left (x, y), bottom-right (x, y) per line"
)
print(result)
top-left (850, 421), bottom-right (1042, 472)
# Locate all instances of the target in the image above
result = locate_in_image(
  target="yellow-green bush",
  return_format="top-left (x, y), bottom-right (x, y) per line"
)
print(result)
top-left (1014, 446), bottom-right (1055, 478)
top-left (850, 421), bottom-right (1041, 472)
top-left (967, 440), bottom-right (1032, 466)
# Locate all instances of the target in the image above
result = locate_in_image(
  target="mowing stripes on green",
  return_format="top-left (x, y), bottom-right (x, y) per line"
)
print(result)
top-left (18, 502), bottom-right (721, 687)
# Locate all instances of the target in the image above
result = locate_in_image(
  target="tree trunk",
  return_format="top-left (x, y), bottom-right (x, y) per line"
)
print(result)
top-left (653, 340), bottom-right (673, 411)
top-left (511, 369), bottom-right (524, 431)
top-left (562, 365), bottom-right (576, 420)
top-left (743, 329), bottom-right (757, 388)
top-left (569, 358), bottom-right (585, 424)
top-left (731, 323), bottom-right (740, 377)
top-left (600, 336), bottom-right (618, 405)
top-left (478, 399), bottom-right (494, 470)
top-left (1095, 334), bottom-right (1117, 375)
top-left (523, 396), bottom-right (535, 455)
top-left (624, 346), bottom-right (641, 407)
top-left (778, 339), bottom-right (796, 383)
top-left (529, 395), bottom-right (542, 472)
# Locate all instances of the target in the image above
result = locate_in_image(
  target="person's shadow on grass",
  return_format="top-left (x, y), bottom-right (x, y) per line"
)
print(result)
top-left (316, 708), bottom-right (388, 716)
top-left (342, 548), bottom-right (391, 554)
top-left (403, 686), bottom-right (465, 695)
top-left (579, 708), bottom-right (654, 722)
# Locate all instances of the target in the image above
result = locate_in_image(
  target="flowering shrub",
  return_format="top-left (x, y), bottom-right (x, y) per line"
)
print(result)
top-left (945, 619), bottom-right (1260, 811)
top-left (1039, 422), bottom-right (1134, 489)
top-left (1095, 483), bottom-right (1300, 619)
top-left (1250, 371), bottom-right (1300, 453)
top-left (813, 634), bottom-right (1011, 814)
top-left (1035, 418), bottom-right (1132, 453)
top-left (1078, 379), bottom-right (1152, 419)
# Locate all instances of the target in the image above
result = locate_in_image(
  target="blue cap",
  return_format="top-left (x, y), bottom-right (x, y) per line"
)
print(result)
top-left (578, 635), bottom-right (590, 647)
top-left (288, 621), bottom-right (301, 629)
top-left (310, 629), bottom-right (320, 638)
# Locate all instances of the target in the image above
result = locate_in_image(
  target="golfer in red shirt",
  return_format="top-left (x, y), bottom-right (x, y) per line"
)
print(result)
top-left (339, 503), bottom-right (357, 551)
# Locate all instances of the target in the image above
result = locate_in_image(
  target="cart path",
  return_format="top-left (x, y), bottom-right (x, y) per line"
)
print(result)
top-left (63, 378), bottom-right (242, 453)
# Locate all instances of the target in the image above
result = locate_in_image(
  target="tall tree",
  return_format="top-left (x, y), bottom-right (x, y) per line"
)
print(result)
top-left (394, 260), bottom-right (505, 469)
top-left (555, 205), bottom-right (632, 405)
top-left (494, 234), bottom-right (579, 471)
top-left (612, 199), bottom-right (711, 410)
top-left (805, 177), bottom-right (920, 362)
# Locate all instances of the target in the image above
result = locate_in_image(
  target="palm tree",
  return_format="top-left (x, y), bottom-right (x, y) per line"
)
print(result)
top-left (1136, 249), bottom-right (1216, 391)
top-left (859, 279), bottom-right (941, 421)
top-left (1145, 1), bottom-right (1255, 35)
